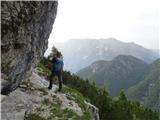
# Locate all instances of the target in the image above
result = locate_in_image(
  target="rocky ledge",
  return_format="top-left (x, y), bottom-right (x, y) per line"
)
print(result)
top-left (1, 72), bottom-right (99, 120)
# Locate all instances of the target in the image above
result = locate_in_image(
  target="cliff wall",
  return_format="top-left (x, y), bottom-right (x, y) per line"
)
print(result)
top-left (1, 1), bottom-right (58, 94)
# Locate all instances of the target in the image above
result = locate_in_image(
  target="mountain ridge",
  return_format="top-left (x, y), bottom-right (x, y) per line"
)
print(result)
top-left (54, 38), bottom-right (159, 72)
top-left (77, 55), bottom-right (150, 96)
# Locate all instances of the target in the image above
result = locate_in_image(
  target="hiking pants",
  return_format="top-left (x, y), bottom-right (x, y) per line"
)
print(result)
top-left (49, 72), bottom-right (63, 91)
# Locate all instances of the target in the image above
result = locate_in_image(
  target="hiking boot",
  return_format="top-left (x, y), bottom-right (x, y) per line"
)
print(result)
top-left (48, 86), bottom-right (52, 90)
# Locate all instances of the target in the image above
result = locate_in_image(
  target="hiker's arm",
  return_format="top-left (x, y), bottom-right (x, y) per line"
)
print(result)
top-left (61, 61), bottom-right (64, 73)
top-left (51, 57), bottom-right (56, 68)
top-left (52, 57), bottom-right (56, 63)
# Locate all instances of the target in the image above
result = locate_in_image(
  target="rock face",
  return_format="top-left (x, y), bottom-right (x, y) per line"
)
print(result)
top-left (1, 1), bottom-right (58, 94)
top-left (85, 102), bottom-right (100, 120)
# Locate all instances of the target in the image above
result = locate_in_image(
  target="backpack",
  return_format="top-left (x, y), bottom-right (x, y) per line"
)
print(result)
top-left (53, 57), bottom-right (63, 72)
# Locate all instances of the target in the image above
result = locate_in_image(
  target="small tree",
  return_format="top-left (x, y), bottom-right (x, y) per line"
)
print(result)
top-left (119, 90), bottom-right (127, 102)
top-left (48, 46), bottom-right (58, 60)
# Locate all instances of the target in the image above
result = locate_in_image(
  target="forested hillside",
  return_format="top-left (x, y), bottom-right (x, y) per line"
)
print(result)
top-left (126, 59), bottom-right (160, 117)
top-left (38, 57), bottom-right (159, 120)
top-left (77, 55), bottom-right (150, 96)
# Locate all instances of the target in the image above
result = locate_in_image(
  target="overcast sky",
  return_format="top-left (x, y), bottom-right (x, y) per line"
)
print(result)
top-left (47, 0), bottom-right (159, 50)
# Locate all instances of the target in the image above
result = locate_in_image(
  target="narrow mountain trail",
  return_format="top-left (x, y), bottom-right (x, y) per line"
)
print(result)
top-left (1, 72), bottom-right (99, 120)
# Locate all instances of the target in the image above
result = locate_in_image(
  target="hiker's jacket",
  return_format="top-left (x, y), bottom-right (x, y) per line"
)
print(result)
top-left (52, 57), bottom-right (63, 73)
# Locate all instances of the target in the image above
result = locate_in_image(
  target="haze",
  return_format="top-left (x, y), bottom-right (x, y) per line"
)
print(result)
top-left (47, 0), bottom-right (159, 52)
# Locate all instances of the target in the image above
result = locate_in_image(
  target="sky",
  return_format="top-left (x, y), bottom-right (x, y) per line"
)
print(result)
top-left (47, 0), bottom-right (159, 52)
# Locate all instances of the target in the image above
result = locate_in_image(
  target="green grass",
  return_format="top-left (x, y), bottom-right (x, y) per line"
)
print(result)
top-left (61, 86), bottom-right (87, 111)
top-left (37, 63), bottom-right (51, 76)
top-left (25, 86), bottom-right (93, 120)
top-left (25, 113), bottom-right (48, 120)
top-left (21, 79), bottom-right (32, 87)
top-left (37, 88), bottom-right (48, 95)
top-left (62, 108), bottom-right (80, 119)
top-left (21, 79), bottom-right (35, 91)
top-left (49, 97), bottom-right (80, 119)
top-left (36, 107), bottom-right (45, 112)
top-left (42, 98), bottom-right (50, 106)
top-left (81, 112), bottom-right (92, 120)
top-left (60, 87), bottom-right (93, 120)
top-left (50, 99), bottom-right (62, 117)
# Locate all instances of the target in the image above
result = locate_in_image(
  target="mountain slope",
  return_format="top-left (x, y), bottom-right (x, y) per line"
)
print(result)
top-left (77, 55), bottom-right (150, 96)
top-left (54, 38), bottom-right (158, 72)
top-left (1, 72), bottom-right (99, 120)
top-left (126, 59), bottom-right (160, 116)
top-left (27, 57), bottom-right (159, 120)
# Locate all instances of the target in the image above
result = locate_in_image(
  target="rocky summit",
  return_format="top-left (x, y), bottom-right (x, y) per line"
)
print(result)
top-left (1, 1), bottom-right (58, 94)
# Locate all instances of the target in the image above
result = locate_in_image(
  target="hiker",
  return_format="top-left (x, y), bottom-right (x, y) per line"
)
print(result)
top-left (48, 51), bottom-right (64, 91)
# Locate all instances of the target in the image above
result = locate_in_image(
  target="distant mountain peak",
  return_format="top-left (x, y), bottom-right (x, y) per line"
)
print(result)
top-left (114, 54), bottom-right (136, 59)
top-left (113, 55), bottom-right (147, 63)
top-left (54, 38), bottom-right (159, 72)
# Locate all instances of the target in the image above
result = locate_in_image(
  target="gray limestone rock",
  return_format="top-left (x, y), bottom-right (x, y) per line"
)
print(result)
top-left (1, 72), bottom-right (100, 120)
top-left (85, 101), bottom-right (100, 120)
top-left (1, 72), bottom-right (56, 120)
top-left (1, 1), bottom-right (58, 94)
